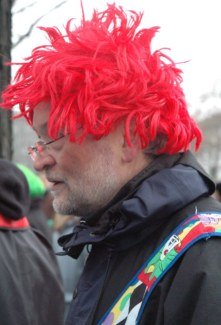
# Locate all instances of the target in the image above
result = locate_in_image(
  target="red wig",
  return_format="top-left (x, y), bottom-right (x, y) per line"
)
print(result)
top-left (1, 3), bottom-right (202, 154)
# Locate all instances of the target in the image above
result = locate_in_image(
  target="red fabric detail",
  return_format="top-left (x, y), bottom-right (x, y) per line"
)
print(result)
top-left (0, 214), bottom-right (29, 229)
top-left (138, 271), bottom-right (156, 290)
top-left (174, 222), bottom-right (210, 253)
top-left (174, 224), bottom-right (199, 253)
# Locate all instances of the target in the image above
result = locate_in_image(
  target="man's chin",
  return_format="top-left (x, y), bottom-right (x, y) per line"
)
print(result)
top-left (52, 198), bottom-right (75, 216)
top-left (52, 198), bottom-right (64, 214)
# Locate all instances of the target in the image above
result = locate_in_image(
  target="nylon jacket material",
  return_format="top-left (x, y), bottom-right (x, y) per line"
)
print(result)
top-left (0, 159), bottom-right (65, 325)
top-left (0, 227), bottom-right (65, 325)
top-left (58, 151), bottom-right (221, 325)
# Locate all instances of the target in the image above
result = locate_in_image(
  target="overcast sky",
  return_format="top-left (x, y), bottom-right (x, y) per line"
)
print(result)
top-left (12, 0), bottom-right (221, 115)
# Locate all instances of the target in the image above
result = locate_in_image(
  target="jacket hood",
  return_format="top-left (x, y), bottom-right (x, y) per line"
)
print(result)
top-left (58, 151), bottom-right (215, 257)
top-left (0, 159), bottom-right (30, 220)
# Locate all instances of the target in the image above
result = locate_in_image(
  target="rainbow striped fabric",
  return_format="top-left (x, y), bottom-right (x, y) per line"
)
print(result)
top-left (98, 212), bottom-right (221, 325)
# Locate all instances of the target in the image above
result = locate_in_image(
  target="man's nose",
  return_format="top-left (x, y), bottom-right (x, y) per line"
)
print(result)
top-left (33, 153), bottom-right (55, 172)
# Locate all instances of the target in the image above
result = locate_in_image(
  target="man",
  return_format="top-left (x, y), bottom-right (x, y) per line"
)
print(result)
top-left (0, 159), bottom-right (65, 325)
top-left (1, 4), bottom-right (221, 325)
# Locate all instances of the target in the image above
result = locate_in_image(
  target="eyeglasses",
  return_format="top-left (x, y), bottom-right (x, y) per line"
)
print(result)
top-left (28, 135), bottom-right (65, 161)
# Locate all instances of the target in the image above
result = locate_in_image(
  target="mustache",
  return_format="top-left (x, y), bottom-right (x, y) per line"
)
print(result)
top-left (45, 173), bottom-right (64, 183)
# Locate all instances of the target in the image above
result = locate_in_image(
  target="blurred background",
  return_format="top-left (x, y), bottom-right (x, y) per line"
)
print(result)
top-left (0, 0), bottom-right (221, 179)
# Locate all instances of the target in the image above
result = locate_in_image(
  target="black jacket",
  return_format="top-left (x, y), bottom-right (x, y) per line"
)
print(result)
top-left (59, 152), bottom-right (221, 325)
top-left (0, 159), bottom-right (65, 325)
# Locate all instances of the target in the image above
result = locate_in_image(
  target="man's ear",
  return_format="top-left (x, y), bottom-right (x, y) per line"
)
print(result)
top-left (121, 135), bottom-right (141, 163)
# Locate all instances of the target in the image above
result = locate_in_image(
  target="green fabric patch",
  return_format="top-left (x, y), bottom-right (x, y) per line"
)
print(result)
top-left (16, 163), bottom-right (46, 198)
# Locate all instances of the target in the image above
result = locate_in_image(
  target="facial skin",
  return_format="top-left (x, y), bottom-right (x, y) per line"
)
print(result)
top-left (32, 102), bottom-right (150, 217)
top-left (214, 191), bottom-right (221, 203)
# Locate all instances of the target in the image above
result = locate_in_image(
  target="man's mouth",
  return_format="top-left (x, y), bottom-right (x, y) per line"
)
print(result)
top-left (50, 181), bottom-right (65, 191)
top-left (47, 178), bottom-right (64, 190)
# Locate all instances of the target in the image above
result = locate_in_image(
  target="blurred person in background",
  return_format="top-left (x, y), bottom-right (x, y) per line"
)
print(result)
top-left (17, 163), bottom-right (53, 243)
top-left (0, 158), bottom-right (65, 325)
top-left (17, 163), bottom-right (87, 319)
top-left (1, 3), bottom-right (221, 325)
top-left (53, 214), bottom-right (88, 318)
top-left (17, 164), bottom-right (87, 318)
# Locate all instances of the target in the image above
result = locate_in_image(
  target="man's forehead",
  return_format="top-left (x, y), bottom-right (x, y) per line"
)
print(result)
top-left (32, 102), bottom-right (50, 135)
top-left (34, 122), bottom-right (48, 136)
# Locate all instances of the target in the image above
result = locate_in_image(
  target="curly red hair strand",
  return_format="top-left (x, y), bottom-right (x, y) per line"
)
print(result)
top-left (1, 3), bottom-right (202, 154)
